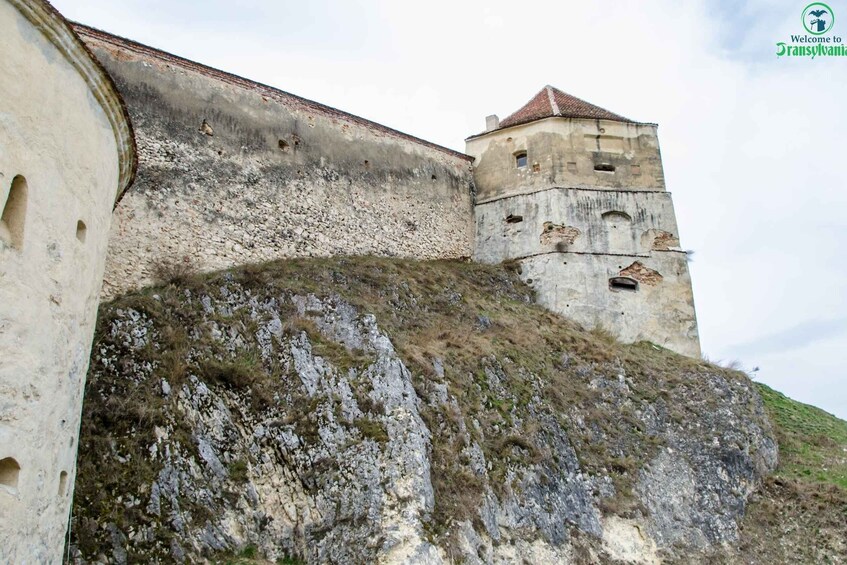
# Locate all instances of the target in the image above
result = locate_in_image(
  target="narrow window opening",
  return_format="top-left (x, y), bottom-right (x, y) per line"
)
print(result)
top-left (431, 174), bottom-right (437, 180)
top-left (594, 163), bottom-right (615, 173)
top-left (278, 139), bottom-right (290, 152)
top-left (76, 220), bottom-right (87, 243)
top-left (609, 277), bottom-right (638, 292)
top-left (58, 471), bottom-right (68, 497)
top-left (1, 175), bottom-right (28, 250)
top-left (505, 214), bottom-right (523, 224)
top-left (0, 457), bottom-right (21, 490)
top-left (515, 151), bottom-right (528, 168)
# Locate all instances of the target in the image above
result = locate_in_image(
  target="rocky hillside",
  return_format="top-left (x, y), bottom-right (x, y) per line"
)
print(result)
top-left (69, 258), bottom-right (845, 564)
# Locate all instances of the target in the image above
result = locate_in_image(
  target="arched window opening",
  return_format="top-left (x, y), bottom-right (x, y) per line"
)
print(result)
top-left (0, 457), bottom-right (21, 490)
top-left (603, 210), bottom-right (634, 253)
top-left (58, 471), bottom-right (68, 497)
top-left (609, 276), bottom-right (638, 292)
top-left (601, 210), bottom-right (632, 223)
top-left (515, 151), bottom-right (528, 168)
top-left (76, 220), bottom-right (87, 243)
top-left (1, 175), bottom-right (28, 250)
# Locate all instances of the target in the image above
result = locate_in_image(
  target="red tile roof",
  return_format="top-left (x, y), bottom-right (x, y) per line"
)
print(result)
top-left (470, 85), bottom-right (637, 139)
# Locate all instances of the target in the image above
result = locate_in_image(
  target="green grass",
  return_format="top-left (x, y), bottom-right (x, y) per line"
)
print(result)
top-left (757, 383), bottom-right (847, 490)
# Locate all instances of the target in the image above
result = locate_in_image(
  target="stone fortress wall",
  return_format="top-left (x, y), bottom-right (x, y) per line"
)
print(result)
top-left (467, 91), bottom-right (700, 357)
top-left (0, 1), bottom-right (135, 562)
top-left (75, 26), bottom-right (476, 300)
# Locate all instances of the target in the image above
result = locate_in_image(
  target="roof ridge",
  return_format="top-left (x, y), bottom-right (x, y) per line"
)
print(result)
top-left (546, 85), bottom-right (560, 116)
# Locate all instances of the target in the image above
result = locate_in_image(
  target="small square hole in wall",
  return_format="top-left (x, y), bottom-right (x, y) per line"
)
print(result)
top-left (532, 162), bottom-right (541, 173)
top-left (631, 164), bottom-right (641, 175)
top-left (567, 162), bottom-right (577, 173)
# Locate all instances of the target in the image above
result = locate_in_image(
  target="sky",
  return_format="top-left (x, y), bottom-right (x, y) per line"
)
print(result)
top-left (52, 0), bottom-right (847, 419)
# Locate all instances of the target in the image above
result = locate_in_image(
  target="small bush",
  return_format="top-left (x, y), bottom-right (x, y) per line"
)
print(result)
top-left (354, 418), bottom-right (389, 443)
top-left (151, 256), bottom-right (197, 285)
top-left (228, 459), bottom-right (249, 483)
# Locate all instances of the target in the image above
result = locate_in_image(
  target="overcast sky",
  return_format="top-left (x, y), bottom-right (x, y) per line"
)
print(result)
top-left (52, 0), bottom-right (847, 419)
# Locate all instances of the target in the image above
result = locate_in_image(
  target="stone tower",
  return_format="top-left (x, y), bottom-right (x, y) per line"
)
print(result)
top-left (467, 86), bottom-right (699, 356)
top-left (0, 0), bottom-right (135, 561)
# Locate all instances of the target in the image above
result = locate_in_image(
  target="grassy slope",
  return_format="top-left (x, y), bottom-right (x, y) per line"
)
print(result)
top-left (733, 385), bottom-right (847, 563)
top-left (756, 383), bottom-right (847, 489)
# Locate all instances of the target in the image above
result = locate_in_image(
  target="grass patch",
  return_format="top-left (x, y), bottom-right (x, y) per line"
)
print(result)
top-left (757, 383), bottom-right (847, 490)
top-left (228, 459), bottom-right (250, 483)
top-left (353, 418), bottom-right (389, 443)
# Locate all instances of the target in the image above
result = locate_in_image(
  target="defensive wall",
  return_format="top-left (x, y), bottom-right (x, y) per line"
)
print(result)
top-left (75, 26), bottom-right (476, 299)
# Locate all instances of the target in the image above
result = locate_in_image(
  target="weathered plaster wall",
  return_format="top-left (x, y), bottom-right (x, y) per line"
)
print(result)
top-left (519, 253), bottom-right (699, 357)
top-left (474, 187), bottom-right (681, 261)
top-left (475, 187), bottom-right (699, 356)
top-left (77, 28), bottom-right (475, 299)
top-left (467, 118), bottom-right (665, 203)
top-left (0, 2), bottom-right (131, 562)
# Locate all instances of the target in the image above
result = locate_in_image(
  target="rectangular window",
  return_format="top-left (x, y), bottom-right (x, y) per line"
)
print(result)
top-left (515, 152), bottom-right (528, 168)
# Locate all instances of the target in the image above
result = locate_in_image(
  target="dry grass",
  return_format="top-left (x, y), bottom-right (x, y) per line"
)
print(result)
top-left (76, 255), bottom-right (780, 560)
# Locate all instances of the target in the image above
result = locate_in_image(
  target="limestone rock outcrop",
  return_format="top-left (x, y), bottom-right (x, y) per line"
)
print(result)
top-left (71, 259), bottom-right (777, 564)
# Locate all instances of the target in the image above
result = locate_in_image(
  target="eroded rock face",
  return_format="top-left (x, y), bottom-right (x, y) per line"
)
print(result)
top-left (71, 265), bottom-right (777, 564)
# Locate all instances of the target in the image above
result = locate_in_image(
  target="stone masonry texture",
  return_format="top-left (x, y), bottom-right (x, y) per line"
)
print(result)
top-left (77, 28), bottom-right (475, 299)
